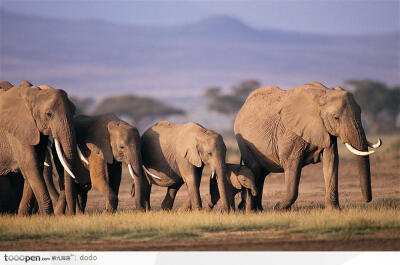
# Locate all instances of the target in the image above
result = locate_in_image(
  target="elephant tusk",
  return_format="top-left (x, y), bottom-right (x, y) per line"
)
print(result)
top-left (77, 146), bottom-right (89, 165)
top-left (210, 171), bottom-right (215, 179)
top-left (367, 138), bottom-right (382, 149)
top-left (128, 164), bottom-right (136, 180)
top-left (44, 161), bottom-right (50, 167)
top-left (142, 165), bottom-right (161, 180)
top-left (344, 143), bottom-right (375, 156)
top-left (54, 138), bottom-right (76, 179)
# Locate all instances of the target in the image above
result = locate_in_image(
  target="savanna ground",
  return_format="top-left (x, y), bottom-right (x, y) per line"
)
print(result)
top-left (0, 134), bottom-right (399, 251)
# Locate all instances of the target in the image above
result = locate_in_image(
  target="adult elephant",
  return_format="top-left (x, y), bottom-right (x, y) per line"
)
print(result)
top-left (140, 121), bottom-right (233, 211)
top-left (234, 82), bottom-right (381, 211)
top-left (0, 81), bottom-right (86, 215)
top-left (50, 114), bottom-right (146, 214)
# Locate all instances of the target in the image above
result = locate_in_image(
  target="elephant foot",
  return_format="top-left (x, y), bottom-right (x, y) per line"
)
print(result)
top-left (325, 204), bottom-right (341, 211)
top-left (161, 201), bottom-right (173, 211)
top-left (106, 195), bottom-right (118, 213)
top-left (273, 202), bottom-right (291, 211)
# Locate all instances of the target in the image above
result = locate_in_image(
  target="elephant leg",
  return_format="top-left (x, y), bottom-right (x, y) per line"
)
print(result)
top-left (18, 180), bottom-right (37, 216)
top-left (7, 173), bottom-right (24, 213)
top-left (254, 174), bottom-right (266, 211)
top-left (54, 190), bottom-right (66, 215)
top-left (89, 154), bottom-right (117, 213)
top-left (143, 182), bottom-right (152, 211)
top-left (244, 189), bottom-right (253, 213)
top-left (108, 162), bottom-right (122, 197)
top-left (274, 159), bottom-right (302, 210)
top-left (239, 157), bottom-right (267, 211)
top-left (13, 141), bottom-right (53, 215)
top-left (51, 145), bottom-right (66, 215)
top-left (75, 186), bottom-right (88, 214)
top-left (161, 181), bottom-right (183, 210)
top-left (183, 169), bottom-right (202, 210)
top-left (64, 171), bottom-right (77, 215)
top-left (207, 176), bottom-right (220, 209)
top-left (43, 153), bottom-right (59, 204)
top-left (322, 139), bottom-right (340, 210)
top-left (180, 199), bottom-right (192, 211)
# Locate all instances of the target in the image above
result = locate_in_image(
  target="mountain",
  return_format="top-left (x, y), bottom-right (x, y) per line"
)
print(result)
top-left (1, 9), bottom-right (399, 101)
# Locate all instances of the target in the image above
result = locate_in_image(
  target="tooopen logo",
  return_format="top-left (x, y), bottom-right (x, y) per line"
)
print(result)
top-left (4, 254), bottom-right (41, 263)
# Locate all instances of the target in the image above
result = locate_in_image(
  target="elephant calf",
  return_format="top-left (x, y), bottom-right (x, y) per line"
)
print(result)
top-left (207, 163), bottom-right (257, 212)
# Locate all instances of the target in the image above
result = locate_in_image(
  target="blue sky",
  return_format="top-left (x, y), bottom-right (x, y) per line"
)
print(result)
top-left (1, 0), bottom-right (399, 35)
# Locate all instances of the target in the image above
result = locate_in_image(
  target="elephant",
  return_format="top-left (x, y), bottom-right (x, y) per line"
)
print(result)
top-left (234, 81), bottom-right (381, 211)
top-left (0, 81), bottom-right (87, 215)
top-left (140, 121), bottom-right (233, 211)
top-left (46, 114), bottom-right (146, 214)
top-left (207, 163), bottom-right (257, 212)
top-left (0, 173), bottom-right (24, 213)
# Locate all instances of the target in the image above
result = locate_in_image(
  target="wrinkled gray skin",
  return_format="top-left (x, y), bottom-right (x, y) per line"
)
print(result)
top-left (0, 81), bottom-right (84, 215)
top-left (140, 121), bottom-right (233, 211)
top-left (48, 114), bottom-right (145, 214)
top-left (207, 163), bottom-right (257, 212)
top-left (234, 82), bottom-right (374, 211)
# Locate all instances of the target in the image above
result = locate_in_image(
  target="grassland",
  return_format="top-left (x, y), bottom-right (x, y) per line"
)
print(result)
top-left (0, 133), bottom-right (399, 250)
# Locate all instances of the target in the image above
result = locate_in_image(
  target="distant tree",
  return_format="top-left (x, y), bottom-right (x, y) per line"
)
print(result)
top-left (92, 94), bottom-right (185, 130)
top-left (204, 87), bottom-right (221, 98)
top-left (70, 96), bottom-right (95, 115)
top-left (231, 79), bottom-right (260, 100)
top-left (204, 79), bottom-right (261, 122)
top-left (346, 79), bottom-right (400, 133)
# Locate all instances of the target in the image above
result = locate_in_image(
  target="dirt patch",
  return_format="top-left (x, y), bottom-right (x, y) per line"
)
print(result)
top-left (2, 233), bottom-right (399, 251)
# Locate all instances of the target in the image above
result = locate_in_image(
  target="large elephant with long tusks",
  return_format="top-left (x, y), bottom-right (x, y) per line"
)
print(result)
top-left (234, 81), bottom-right (381, 211)
top-left (48, 114), bottom-right (146, 214)
top-left (0, 81), bottom-right (87, 215)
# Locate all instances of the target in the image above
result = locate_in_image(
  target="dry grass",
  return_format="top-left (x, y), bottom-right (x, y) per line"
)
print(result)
top-left (0, 198), bottom-right (399, 243)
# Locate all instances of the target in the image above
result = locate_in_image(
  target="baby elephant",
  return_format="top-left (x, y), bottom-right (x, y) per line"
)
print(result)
top-left (207, 164), bottom-right (257, 212)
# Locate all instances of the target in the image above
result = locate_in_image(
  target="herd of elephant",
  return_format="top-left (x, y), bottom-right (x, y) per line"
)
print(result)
top-left (0, 80), bottom-right (382, 216)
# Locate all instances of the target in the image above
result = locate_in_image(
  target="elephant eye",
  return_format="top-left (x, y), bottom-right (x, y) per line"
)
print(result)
top-left (119, 145), bottom-right (125, 149)
top-left (334, 116), bottom-right (339, 121)
top-left (208, 152), bottom-right (212, 156)
top-left (46, 112), bottom-right (52, 118)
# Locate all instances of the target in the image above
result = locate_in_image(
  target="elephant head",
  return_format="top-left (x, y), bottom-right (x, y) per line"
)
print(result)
top-left (76, 114), bottom-right (145, 210)
top-left (177, 125), bottom-right (233, 211)
top-left (229, 165), bottom-right (257, 197)
top-left (280, 82), bottom-right (381, 202)
top-left (0, 83), bottom-right (85, 183)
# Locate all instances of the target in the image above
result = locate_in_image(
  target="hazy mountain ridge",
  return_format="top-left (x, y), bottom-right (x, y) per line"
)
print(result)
top-left (1, 9), bottom-right (398, 99)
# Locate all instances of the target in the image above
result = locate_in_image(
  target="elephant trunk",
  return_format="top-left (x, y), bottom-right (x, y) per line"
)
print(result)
top-left (346, 121), bottom-right (372, 203)
top-left (216, 164), bottom-right (233, 212)
top-left (53, 119), bottom-right (78, 180)
top-left (127, 152), bottom-right (146, 211)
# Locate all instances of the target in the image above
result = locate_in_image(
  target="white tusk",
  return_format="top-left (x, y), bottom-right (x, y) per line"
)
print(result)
top-left (44, 162), bottom-right (50, 167)
top-left (77, 146), bottom-right (89, 165)
top-left (211, 171), bottom-right (215, 179)
top-left (368, 138), bottom-right (382, 149)
top-left (344, 143), bottom-right (375, 156)
top-left (142, 165), bottom-right (161, 180)
top-left (128, 164), bottom-right (136, 180)
top-left (54, 138), bottom-right (76, 179)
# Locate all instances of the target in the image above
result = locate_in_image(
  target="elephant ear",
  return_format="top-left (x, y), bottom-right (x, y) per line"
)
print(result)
top-left (177, 134), bottom-right (202, 167)
top-left (0, 86), bottom-right (40, 146)
top-left (79, 115), bottom-right (114, 164)
top-left (280, 84), bottom-right (331, 148)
